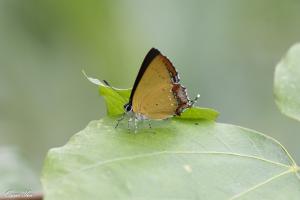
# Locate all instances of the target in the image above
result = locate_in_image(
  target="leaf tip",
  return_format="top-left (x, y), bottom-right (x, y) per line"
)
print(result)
top-left (82, 70), bottom-right (105, 86)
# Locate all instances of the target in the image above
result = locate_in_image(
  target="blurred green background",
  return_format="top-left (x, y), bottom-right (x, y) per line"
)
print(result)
top-left (1, 0), bottom-right (300, 180)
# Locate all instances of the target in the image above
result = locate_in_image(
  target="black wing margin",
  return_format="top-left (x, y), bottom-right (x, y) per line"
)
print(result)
top-left (128, 48), bottom-right (160, 102)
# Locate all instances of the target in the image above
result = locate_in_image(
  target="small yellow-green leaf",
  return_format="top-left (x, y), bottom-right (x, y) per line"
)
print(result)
top-left (83, 71), bottom-right (130, 116)
top-left (177, 107), bottom-right (219, 120)
top-left (98, 85), bottom-right (130, 116)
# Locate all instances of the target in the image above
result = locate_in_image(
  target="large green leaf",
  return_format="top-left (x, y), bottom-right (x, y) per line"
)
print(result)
top-left (274, 43), bottom-right (300, 121)
top-left (41, 76), bottom-right (300, 200)
top-left (0, 147), bottom-right (41, 197)
top-left (41, 118), bottom-right (300, 200)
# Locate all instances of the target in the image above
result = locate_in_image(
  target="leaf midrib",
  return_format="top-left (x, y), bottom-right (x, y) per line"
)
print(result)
top-left (82, 151), bottom-right (291, 170)
top-left (49, 150), bottom-right (292, 183)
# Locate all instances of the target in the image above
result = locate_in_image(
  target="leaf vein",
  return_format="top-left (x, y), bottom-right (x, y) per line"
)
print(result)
top-left (73, 151), bottom-right (290, 175)
top-left (229, 169), bottom-right (293, 200)
top-left (214, 135), bottom-right (233, 152)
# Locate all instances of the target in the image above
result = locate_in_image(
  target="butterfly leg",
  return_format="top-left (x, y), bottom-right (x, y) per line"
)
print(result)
top-left (115, 113), bottom-right (125, 129)
top-left (127, 117), bottom-right (133, 130)
top-left (148, 120), bottom-right (152, 129)
top-left (134, 117), bottom-right (138, 133)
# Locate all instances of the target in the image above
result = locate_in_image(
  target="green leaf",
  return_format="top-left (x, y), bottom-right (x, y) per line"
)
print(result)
top-left (0, 147), bottom-right (41, 196)
top-left (177, 107), bottom-right (219, 120)
top-left (41, 118), bottom-right (300, 200)
top-left (99, 85), bottom-right (131, 116)
top-left (99, 85), bottom-right (130, 116)
top-left (83, 70), bottom-right (130, 116)
top-left (274, 43), bottom-right (300, 121)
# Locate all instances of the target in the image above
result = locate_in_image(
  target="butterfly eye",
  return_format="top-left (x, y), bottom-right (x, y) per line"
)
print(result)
top-left (124, 103), bottom-right (132, 112)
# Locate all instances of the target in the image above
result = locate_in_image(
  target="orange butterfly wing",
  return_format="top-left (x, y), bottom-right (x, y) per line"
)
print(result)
top-left (132, 50), bottom-right (190, 120)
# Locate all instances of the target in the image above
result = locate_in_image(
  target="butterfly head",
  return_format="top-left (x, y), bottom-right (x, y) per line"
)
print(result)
top-left (124, 102), bottom-right (133, 113)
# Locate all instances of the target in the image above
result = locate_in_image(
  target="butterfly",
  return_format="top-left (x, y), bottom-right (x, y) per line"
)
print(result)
top-left (116, 48), bottom-right (200, 130)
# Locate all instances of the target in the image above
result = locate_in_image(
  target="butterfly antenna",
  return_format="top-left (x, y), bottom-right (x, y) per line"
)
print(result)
top-left (103, 80), bottom-right (128, 102)
top-left (103, 80), bottom-right (120, 93)
top-left (190, 94), bottom-right (200, 106)
top-left (115, 113), bottom-right (126, 129)
top-left (103, 80), bottom-right (111, 87)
